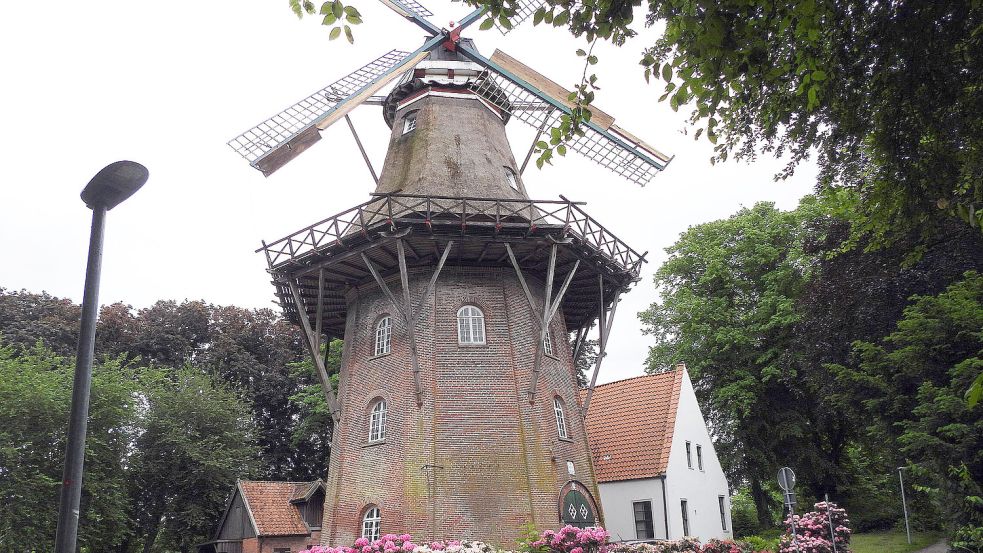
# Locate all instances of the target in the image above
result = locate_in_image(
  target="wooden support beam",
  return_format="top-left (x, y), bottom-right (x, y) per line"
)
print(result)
top-left (414, 241), bottom-right (454, 320)
top-left (345, 114), bottom-right (379, 184)
top-left (582, 278), bottom-right (620, 415)
top-left (571, 325), bottom-right (588, 366)
top-left (288, 279), bottom-right (341, 422)
top-left (396, 239), bottom-right (424, 407)
top-left (314, 269), bottom-right (325, 354)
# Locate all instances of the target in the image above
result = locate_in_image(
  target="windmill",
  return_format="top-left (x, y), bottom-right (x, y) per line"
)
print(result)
top-left (230, 0), bottom-right (672, 545)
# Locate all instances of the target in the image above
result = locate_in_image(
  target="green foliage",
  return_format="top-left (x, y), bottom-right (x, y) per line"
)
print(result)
top-left (730, 488), bottom-right (763, 538)
top-left (845, 272), bottom-right (983, 545)
top-left (291, 0), bottom-right (362, 43)
top-left (480, 0), bottom-right (983, 253)
top-left (0, 343), bottom-right (137, 552)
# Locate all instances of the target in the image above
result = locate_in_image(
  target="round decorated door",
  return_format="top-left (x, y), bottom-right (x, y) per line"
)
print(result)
top-left (561, 488), bottom-right (596, 528)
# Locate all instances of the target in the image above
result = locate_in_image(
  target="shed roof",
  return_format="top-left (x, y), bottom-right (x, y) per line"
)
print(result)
top-left (238, 480), bottom-right (319, 536)
top-left (583, 368), bottom-right (684, 482)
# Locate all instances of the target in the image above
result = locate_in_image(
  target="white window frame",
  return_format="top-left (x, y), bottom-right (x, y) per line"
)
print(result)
top-left (361, 506), bottom-right (381, 541)
top-left (543, 329), bottom-right (553, 356)
top-left (680, 499), bottom-right (690, 536)
top-left (505, 167), bottom-right (519, 191)
top-left (697, 444), bottom-right (704, 471)
top-left (368, 399), bottom-right (387, 443)
top-left (402, 112), bottom-right (417, 135)
top-left (374, 316), bottom-right (392, 356)
top-left (632, 500), bottom-right (655, 540)
top-left (685, 441), bottom-right (693, 469)
top-left (554, 397), bottom-right (569, 439)
top-left (718, 495), bottom-right (728, 531)
top-left (457, 305), bottom-right (486, 345)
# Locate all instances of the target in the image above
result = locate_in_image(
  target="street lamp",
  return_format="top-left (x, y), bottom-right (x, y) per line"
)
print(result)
top-left (54, 161), bottom-right (149, 553)
top-left (898, 466), bottom-right (912, 545)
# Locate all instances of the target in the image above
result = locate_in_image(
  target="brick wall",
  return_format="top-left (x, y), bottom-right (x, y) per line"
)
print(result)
top-left (320, 265), bottom-right (601, 547)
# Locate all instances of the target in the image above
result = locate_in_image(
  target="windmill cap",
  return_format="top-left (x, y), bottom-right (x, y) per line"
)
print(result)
top-left (80, 160), bottom-right (149, 210)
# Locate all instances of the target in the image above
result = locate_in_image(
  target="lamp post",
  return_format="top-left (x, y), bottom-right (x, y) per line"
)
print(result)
top-left (898, 466), bottom-right (912, 545)
top-left (54, 161), bottom-right (148, 553)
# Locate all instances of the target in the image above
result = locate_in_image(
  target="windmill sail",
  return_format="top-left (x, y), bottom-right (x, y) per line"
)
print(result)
top-left (465, 48), bottom-right (672, 185)
top-left (228, 49), bottom-right (414, 176)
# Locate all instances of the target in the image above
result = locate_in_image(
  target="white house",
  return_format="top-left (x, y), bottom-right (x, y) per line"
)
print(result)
top-left (584, 364), bottom-right (732, 542)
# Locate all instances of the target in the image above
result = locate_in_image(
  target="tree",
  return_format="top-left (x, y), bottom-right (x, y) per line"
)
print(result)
top-left (0, 341), bottom-right (137, 552)
top-left (640, 201), bottom-right (814, 526)
top-left (0, 288), bottom-right (80, 355)
top-left (127, 367), bottom-right (260, 553)
top-left (840, 272), bottom-right (982, 547)
top-left (469, 0), bottom-right (983, 252)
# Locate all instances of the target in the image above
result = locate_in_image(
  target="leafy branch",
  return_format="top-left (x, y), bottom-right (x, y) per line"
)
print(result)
top-left (289, 0), bottom-right (363, 43)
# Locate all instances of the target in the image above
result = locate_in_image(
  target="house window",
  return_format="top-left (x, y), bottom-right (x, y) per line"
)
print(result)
top-left (361, 506), bottom-right (381, 541)
top-left (685, 441), bottom-right (693, 469)
top-left (273, 549), bottom-right (291, 553)
top-left (719, 495), bottom-right (728, 531)
top-left (543, 329), bottom-right (553, 356)
top-left (457, 306), bottom-right (486, 345)
top-left (566, 460), bottom-right (575, 475)
top-left (374, 316), bottom-right (392, 356)
top-left (368, 399), bottom-right (387, 442)
top-left (505, 167), bottom-right (519, 191)
top-left (680, 499), bottom-right (690, 536)
top-left (633, 500), bottom-right (655, 540)
top-left (402, 112), bottom-right (417, 135)
top-left (697, 444), bottom-right (704, 471)
top-left (554, 397), bottom-right (569, 439)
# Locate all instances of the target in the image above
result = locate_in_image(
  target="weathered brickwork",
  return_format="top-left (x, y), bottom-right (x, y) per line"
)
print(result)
top-left (320, 266), bottom-right (601, 546)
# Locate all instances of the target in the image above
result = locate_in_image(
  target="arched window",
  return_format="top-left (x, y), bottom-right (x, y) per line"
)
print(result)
top-left (361, 506), bottom-right (381, 541)
top-left (368, 399), bottom-right (387, 442)
top-left (505, 167), bottom-right (519, 191)
top-left (457, 305), bottom-right (486, 345)
top-left (543, 329), bottom-right (553, 356)
top-left (402, 111), bottom-right (418, 135)
top-left (554, 397), bottom-right (569, 439)
top-left (374, 316), bottom-right (392, 356)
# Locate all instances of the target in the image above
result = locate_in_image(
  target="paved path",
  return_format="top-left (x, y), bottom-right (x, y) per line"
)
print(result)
top-left (913, 540), bottom-right (948, 553)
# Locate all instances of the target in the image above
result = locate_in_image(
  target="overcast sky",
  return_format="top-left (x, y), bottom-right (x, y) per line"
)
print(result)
top-left (0, 0), bottom-right (816, 384)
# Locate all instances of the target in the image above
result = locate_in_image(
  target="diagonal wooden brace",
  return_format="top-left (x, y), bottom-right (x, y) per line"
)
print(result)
top-left (505, 243), bottom-right (579, 403)
top-left (582, 276), bottom-right (621, 415)
top-left (362, 240), bottom-right (454, 407)
top-left (288, 279), bottom-right (341, 422)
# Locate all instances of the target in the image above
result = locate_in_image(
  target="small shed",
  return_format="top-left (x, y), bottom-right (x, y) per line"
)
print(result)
top-left (198, 479), bottom-right (325, 553)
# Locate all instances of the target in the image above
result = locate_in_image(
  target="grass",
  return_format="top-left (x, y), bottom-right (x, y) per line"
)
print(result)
top-left (851, 529), bottom-right (943, 553)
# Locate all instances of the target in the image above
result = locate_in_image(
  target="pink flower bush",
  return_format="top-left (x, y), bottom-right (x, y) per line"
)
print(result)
top-left (608, 539), bottom-right (766, 553)
top-left (779, 501), bottom-right (852, 553)
top-left (531, 526), bottom-right (610, 553)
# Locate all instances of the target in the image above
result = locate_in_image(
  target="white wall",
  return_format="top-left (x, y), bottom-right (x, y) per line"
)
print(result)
top-left (598, 478), bottom-right (667, 542)
top-left (663, 369), bottom-right (732, 542)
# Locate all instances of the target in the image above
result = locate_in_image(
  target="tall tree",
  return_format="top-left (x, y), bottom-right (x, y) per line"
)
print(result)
top-left (0, 343), bottom-right (137, 552)
top-left (839, 273), bottom-right (982, 547)
top-left (0, 288), bottom-right (80, 355)
top-left (640, 201), bottom-right (814, 525)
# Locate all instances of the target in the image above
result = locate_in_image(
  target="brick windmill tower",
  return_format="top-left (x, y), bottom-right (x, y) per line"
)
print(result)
top-left (229, 0), bottom-right (671, 546)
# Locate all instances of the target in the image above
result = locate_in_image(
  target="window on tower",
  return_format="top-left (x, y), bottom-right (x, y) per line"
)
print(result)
top-left (368, 399), bottom-right (387, 443)
top-left (361, 506), bottom-right (381, 541)
top-left (554, 397), bottom-right (569, 439)
top-left (543, 329), bottom-right (553, 356)
top-left (374, 316), bottom-right (392, 356)
top-left (402, 111), bottom-right (417, 135)
top-left (457, 305), bottom-right (486, 345)
top-left (505, 167), bottom-right (519, 191)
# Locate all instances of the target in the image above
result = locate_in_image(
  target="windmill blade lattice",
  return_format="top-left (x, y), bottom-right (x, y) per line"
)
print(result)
top-left (378, 0), bottom-right (433, 19)
top-left (469, 69), bottom-right (668, 185)
top-left (494, 0), bottom-right (546, 34)
top-left (228, 49), bottom-right (410, 166)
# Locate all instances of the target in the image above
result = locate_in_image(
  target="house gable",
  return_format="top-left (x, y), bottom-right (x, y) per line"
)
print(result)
top-left (216, 486), bottom-right (257, 540)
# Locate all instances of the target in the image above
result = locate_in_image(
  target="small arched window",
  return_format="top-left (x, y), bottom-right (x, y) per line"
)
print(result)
top-left (505, 167), bottom-right (519, 191)
top-left (457, 305), bottom-right (486, 345)
top-left (374, 316), bottom-right (392, 356)
top-left (554, 397), bottom-right (569, 439)
top-left (361, 506), bottom-right (381, 541)
top-left (402, 111), bottom-right (418, 135)
top-left (543, 329), bottom-right (553, 356)
top-left (368, 399), bottom-right (387, 442)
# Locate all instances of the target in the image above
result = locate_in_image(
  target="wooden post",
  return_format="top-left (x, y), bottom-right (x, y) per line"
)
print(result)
top-left (287, 279), bottom-right (341, 422)
top-left (582, 276), bottom-right (620, 415)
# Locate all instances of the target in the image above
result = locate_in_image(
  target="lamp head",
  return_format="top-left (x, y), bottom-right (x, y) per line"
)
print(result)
top-left (80, 161), bottom-right (148, 210)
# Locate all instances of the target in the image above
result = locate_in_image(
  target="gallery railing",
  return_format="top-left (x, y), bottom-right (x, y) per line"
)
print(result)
top-left (259, 193), bottom-right (644, 275)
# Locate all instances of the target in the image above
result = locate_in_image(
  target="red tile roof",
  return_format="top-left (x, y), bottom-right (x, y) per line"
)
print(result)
top-left (583, 368), bottom-right (684, 482)
top-left (238, 480), bottom-right (314, 536)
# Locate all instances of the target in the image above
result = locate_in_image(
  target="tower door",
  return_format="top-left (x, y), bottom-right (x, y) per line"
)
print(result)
top-left (561, 489), bottom-right (596, 528)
